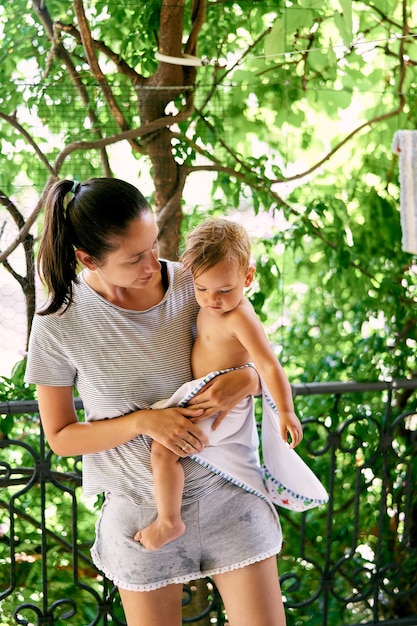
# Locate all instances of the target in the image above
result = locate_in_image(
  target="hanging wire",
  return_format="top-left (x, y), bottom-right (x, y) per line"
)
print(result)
top-left (152, 32), bottom-right (417, 69)
top-left (250, 33), bottom-right (417, 62)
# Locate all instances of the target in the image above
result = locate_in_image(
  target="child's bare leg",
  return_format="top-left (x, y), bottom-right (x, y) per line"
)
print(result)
top-left (134, 442), bottom-right (185, 550)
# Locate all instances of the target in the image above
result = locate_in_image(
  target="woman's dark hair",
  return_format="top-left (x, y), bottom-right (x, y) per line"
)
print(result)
top-left (37, 177), bottom-right (151, 315)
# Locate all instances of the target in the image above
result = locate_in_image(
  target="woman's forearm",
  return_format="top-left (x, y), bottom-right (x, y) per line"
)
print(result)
top-left (37, 385), bottom-right (206, 457)
top-left (45, 411), bottom-right (146, 457)
top-left (37, 384), bottom-right (149, 456)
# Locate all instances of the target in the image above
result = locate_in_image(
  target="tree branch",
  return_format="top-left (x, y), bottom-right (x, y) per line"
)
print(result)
top-left (54, 21), bottom-right (145, 87)
top-left (198, 25), bottom-right (273, 112)
top-left (54, 103), bottom-right (193, 170)
top-left (0, 191), bottom-right (36, 344)
top-left (32, 0), bottom-right (113, 175)
top-left (156, 166), bottom-right (188, 233)
top-left (0, 182), bottom-right (54, 266)
top-left (281, 105), bottom-right (406, 184)
top-left (73, 0), bottom-right (140, 152)
top-left (281, 9), bottom-right (408, 184)
top-left (186, 158), bottom-right (377, 280)
top-left (184, 0), bottom-right (206, 56)
top-left (0, 111), bottom-right (56, 176)
top-left (0, 105), bottom-right (194, 264)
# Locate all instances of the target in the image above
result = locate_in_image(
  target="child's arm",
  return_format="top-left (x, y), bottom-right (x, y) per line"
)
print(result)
top-left (232, 303), bottom-right (303, 448)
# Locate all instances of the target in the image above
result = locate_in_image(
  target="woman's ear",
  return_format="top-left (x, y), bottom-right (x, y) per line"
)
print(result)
top-left (244, 265), bottom-right (255, 287)
top-left (75, 249), bottom-right (98, 270)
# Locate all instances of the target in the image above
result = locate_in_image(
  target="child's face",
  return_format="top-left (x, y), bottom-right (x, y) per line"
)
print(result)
top-left (193, 260), bottom-right (254, 315)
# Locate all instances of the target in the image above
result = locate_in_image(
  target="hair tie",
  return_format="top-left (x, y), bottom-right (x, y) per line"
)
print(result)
top-left (71, 180), bottom-right (81, 195)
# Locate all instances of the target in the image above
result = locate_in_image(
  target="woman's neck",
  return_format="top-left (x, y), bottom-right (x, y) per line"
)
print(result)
top-left (83, 269), bottom-right (166, 311)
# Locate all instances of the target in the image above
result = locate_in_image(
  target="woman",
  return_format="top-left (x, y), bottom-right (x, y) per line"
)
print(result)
top-left (25, 178), bottom-right (286, 626)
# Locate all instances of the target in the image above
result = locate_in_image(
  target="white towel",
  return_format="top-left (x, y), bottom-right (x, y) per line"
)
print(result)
top-left (392, 130), bottom-right (417, 254)
top-left (153, 369), bottom-right (328, 512)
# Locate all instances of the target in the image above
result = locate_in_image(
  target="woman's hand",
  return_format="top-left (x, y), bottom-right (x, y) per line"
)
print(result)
top-left (37, 385), bottom-right (206, 458)
top-left (141, 406), bottom-right (208, 457)
top-left (187, 366), bottom-right (260, 430)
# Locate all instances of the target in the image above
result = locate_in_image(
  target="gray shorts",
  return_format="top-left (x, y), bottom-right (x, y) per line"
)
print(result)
top-left (91, 481), bottom-right (282, 591)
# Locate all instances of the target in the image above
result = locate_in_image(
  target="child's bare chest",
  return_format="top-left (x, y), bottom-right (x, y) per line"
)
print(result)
top-left (196, 311), bottom-right (249, 362)
top-left (197, 311), bottom-right (232, 341)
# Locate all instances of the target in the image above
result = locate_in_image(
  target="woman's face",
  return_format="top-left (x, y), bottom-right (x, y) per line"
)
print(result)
top-left (80, 211), bottom-right (162, 290)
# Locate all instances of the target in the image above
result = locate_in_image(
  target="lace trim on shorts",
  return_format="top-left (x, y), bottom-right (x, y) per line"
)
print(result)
top-left (91, 545), bottom-right (282, 592)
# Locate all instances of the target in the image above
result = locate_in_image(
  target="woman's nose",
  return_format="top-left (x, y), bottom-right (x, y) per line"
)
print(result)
top-left (146, 251), bottom-right (161, 272)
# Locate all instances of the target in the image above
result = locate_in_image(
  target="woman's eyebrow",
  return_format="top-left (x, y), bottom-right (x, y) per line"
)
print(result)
top-left (127, 250), bottom-right (145, 260)
top-left (127, 237), bottom-right (159, 259)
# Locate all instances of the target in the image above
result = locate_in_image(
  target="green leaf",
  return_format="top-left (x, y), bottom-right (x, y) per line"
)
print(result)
top-left (334, 9), bottom-right (352, 47)
top-left (264, 18), bottom-right (286, 57)
top-left (337, 0), bottom-right (352, 39)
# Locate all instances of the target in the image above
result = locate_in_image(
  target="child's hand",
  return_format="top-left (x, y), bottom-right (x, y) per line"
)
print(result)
top-left (187, 367), bottom-right (260, 429)
top-left (280, 412), bottom-right (303, 448)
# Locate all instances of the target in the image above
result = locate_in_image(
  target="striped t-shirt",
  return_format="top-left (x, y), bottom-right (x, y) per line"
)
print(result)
top-left (25, 261), bottom-right (227, 505)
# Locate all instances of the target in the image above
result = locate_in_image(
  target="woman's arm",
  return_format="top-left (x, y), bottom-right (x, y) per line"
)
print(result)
top-left (37, 385), bottom-right (207, 457)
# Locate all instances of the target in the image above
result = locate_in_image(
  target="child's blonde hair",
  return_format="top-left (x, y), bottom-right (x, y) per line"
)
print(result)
top-left (181, 218), bottom-right (251, 276)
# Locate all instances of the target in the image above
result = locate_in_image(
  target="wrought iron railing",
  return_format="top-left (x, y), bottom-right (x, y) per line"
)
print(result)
top-left (1, 379), bottom-right (416, 625)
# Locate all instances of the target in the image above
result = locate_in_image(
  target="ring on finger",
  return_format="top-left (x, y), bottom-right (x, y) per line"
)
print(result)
top-left (182, 442), bottom-right (190, 452)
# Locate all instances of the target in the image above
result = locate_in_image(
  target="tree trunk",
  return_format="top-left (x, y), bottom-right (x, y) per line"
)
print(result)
top-left (136, 0), bottom-right (200, 259)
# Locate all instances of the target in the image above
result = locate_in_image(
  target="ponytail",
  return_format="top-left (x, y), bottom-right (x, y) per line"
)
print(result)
top-left (37, 180), bottom-right (78, 315)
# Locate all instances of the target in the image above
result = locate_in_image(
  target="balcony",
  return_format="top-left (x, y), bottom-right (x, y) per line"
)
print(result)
top-left (1, 378), bottom-right (416, 625)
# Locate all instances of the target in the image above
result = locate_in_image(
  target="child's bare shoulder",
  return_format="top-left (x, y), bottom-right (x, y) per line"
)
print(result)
top-left (235, 296), bottom-right (257, 317)
top-left (227, 297), bottom-right (258, 326)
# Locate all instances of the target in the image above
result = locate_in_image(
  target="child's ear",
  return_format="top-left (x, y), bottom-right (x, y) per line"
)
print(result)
top-left (75, 249), bottom-right (98, 270)
top-left (244, 266), bottom-right (255, 287)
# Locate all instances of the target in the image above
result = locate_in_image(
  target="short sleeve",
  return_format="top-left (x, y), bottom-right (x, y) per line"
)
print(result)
top-left (25, 314), bottom-right (77, 386)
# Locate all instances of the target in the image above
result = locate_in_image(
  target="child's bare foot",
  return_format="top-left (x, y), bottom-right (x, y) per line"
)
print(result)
top-left (134, 518), bottom-right (185, 550)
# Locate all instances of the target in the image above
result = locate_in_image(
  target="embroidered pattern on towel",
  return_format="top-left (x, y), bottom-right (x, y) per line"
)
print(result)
top-left (153, 367), bottom-right (328, 513)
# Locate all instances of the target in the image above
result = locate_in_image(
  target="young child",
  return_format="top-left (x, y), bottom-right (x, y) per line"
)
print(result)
top-left (135, 218), bottom-right (303, 550)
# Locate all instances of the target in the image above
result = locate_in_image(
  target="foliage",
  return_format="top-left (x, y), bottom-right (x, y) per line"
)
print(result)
top-left (0, 0), bottom-right (417, 623)
top-left (275, 387), bottom-right (417, 625)
top-left (1, 0), bottom-right (415, 384)
top-left (0, 360), bottom-right (36, 438)
top-left (0, 361), bottom-right (111, 625)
